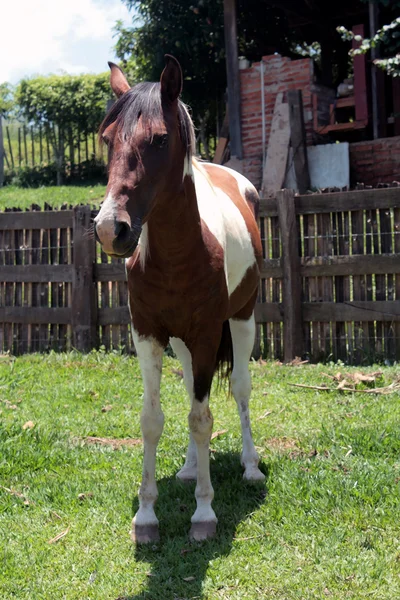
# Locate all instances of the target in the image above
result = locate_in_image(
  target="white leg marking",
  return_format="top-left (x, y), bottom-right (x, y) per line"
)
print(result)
top-left (189, 395), bottom-right (217, 540)
top-left (230, 315), bottom-right (265, 481)
top-left (131, 329), bottom-right (164, 542)
top-left (170, 338), bottom-right (197, 481)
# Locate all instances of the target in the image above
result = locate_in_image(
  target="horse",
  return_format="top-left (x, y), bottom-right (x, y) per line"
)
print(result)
top-left (94, 55), bottom-right (265, 544)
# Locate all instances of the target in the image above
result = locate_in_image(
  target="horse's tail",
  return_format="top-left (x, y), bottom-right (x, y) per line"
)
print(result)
top-left (214, 320), bottom-right (234, 394)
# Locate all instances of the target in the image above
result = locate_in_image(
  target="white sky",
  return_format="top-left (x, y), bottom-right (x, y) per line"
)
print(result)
top-left (1, 0), bottom-right (132, 84)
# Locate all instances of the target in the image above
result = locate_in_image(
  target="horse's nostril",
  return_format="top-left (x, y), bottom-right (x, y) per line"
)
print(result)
top-left (114, 221), bottom-right (131, 244)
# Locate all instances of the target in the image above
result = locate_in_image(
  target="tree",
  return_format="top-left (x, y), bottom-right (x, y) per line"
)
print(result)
top-left (114, 0), bottom-right (299, 158)
top-left (0, 83), bottom-right (14, 119)
top-left (338, 2), bottom-right (400, 77)
top-left (16, 73), bottom-right (112, 184)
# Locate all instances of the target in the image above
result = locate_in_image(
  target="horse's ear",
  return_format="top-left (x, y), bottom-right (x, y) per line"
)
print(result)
top-left (160, 55), bottom-right (183, 104)
top-left (108, 62), bottom-right (130, 98)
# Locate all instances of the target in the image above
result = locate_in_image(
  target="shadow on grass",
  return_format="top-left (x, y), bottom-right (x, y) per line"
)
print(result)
top-left (121, 452), bottom-right (268, 600)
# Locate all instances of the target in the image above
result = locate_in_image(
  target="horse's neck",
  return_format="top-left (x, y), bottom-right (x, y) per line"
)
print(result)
top-left (146, 172), bottom-right (202, 260)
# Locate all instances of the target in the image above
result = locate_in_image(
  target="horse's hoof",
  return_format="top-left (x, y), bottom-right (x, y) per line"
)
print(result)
top-left (176, 466), bottom-right (197, 483)
top-left (131, 522), bottom-right (160, 544)
top-left (189, 520), bottom-right (217, 542)
top-left (243, 467), bottom-right (265, 482)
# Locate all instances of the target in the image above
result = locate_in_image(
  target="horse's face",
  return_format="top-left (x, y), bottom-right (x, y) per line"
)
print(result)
top-left (94, 56), bottom-right (186, 258)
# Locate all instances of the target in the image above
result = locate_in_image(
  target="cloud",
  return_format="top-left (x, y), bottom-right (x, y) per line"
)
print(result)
top-left (1, 0), bottom-right (132, 84)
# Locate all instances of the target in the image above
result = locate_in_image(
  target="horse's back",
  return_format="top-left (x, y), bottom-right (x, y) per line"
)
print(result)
top-left (192, 160), bottom-right (262, 297)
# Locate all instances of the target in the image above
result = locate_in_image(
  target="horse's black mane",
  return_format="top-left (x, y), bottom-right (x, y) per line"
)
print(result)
top-left (99, 82), bottom-right (195, 155)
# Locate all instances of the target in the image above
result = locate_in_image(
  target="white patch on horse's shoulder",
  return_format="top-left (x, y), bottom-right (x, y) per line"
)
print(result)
top-left (209, 163), bottom-right (258, 200)
top-left (138, 223), bottom-right (149, 271)
top-left (192, 167), bottom-right (255, 296)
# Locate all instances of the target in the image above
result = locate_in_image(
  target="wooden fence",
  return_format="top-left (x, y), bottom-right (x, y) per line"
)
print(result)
top-left (1, 186), bottom-right (400, 363)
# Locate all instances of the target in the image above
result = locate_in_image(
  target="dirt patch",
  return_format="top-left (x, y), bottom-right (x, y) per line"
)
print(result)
top-left (78, 436), bottom-right (142, 450)
top-left (265, 437), bottom-right (299, 452)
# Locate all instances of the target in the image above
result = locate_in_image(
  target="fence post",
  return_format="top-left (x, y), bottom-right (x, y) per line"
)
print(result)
top-left (276, 189), bottom-right (303, 361)
top-left (72, 205), bottom-right (97, 351)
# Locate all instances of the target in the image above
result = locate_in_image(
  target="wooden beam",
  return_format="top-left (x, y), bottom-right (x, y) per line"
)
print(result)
top-left (0, 307), bottom-right (71, 324)
top-left (0, 265), bottom-right (73, 283)
top-left (276, 189), bottom-right (303, 361)
top-left (261, 93), bottom-right (290, 196)
top-left (287, 89), bottom-right (310, 194)
top-left (259, 187), bottom-right (400, 217)
top-left (0, 210), bottom-right (73, 230)
top-left (223, 0), bottom-right (242, 158)
top-left (71, 206), bottom-right (97, 351)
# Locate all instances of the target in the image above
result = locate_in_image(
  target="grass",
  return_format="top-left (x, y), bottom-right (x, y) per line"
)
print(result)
top-left (0, 352), bottom-right (399, 599)
top-left (0, 185), bottom-right (106, 211)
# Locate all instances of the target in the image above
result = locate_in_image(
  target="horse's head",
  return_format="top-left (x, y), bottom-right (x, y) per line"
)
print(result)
top-left (94, 55), bottom-right (194, 258)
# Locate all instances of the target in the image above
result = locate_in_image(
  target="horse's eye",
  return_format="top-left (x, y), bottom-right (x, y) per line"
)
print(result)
top-left (151, 134), bottom-right (168, 148)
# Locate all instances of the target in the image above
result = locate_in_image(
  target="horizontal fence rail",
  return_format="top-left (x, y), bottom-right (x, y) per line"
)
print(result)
top-left (1, 185), bottom-right (400, 363)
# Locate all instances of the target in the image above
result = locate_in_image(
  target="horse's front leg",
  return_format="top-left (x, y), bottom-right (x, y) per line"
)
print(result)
top-left (188, 342), bottom-right (219, 541)
top-left (131, 330), bottom-right (164, 544)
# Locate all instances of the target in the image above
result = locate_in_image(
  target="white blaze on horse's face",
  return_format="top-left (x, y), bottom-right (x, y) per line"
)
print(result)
top-left (94, 193), bottom-right (117, 255)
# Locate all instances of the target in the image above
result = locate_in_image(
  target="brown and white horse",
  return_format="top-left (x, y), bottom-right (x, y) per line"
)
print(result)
top-left (94, 55), bottom-right (265, 544)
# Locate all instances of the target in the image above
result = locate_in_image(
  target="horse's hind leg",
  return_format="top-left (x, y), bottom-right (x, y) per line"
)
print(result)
top-left (170, 337), bottom-right (197, 482)
top-left (229, 314), bottom-right (265, 481)
top-left (131, 330), bottom-right (165, 544)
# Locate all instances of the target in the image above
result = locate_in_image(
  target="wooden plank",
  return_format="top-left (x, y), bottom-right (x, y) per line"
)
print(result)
top-left (395, 208), bottom-right (400, 360)
top-left (213, 112), bottom-right (229, 164)
top-left (0, 210), bottom-right (73, 230)
top-left (287, 90), bottom-right (310, 194)
top-left (276, 189), bottom-right (303, 361)
top-left (30, 207), bottom-right (41, 352)
top-left (259, 188), bottom-right (400, 217)
top-left (40, 227), bottom-right (50, 351)
top-left (0, 264), bottom-right (73, 282)
top-left (13, 211), bottom-right (24, 354)
top-left (71, 206), bottom-right (97, 351)
top-left (351, 209), bottom-right (365, 362)
top-left (255, 303), bottom-right (282, 324)
top-left (314, 120), bottom-right (367, 134)
top-left (300, 254), bottom-right (400, 277)
top-left (261, 93), bottom-right (290, 197)
top-left (100, 247), bottom-right (111, 350)
top-left (0, 307), bottom-right (71, 324)
top-left (270, 214), bottom-right (282, 359)
top-left (317, 211), bottom-right (333, 359)
top-left (6, 126), bottom-right (14, 169)
top-left (99, 306), bottom-right (131, 326)
top-left (223, 0), bottom-right (242, 158)
top-left (4, 212), bottom-right (13, 351)
top-left (302, 302), bottom-right (400, 322)
top-left (380, 207), bottom-right (394, 360)
top-left (58, 213), bottom-right (69, 350)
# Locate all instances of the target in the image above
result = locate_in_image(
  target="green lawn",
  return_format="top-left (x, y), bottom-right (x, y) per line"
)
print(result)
top-left (0, 353), bottom-right (399, 599)
top-left (0, 185), bottom-right (106, 211)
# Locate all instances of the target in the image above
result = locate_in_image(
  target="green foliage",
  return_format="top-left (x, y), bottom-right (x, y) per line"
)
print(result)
top-left (0, 354), bottom-right (399, 598)
top-left (114, 0), bottom-right (299, 153)
top-left (0, 83), bottom-right (14, 118)
top-left (15, 73), bottom-right (112, 135)
top-left (337, 16), bottom-right (400, 77)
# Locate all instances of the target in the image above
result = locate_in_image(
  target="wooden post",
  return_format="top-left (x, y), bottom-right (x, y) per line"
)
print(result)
top-left (276, 189), bottom-right (303, 362)
top-left (72, 206), bottom-right (97, 351)
top-left (0, 116), bottom-right (4, 187)
top-left (287, 89), bottom-right (310, 194)
top-left (223, 0), bottom-right (242, 159)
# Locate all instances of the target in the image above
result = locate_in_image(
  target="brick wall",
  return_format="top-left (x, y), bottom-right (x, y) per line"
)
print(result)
top-left (349, 136), bottom-right (400, 186)
top-left (240, 54), bottom-right (315, 189)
